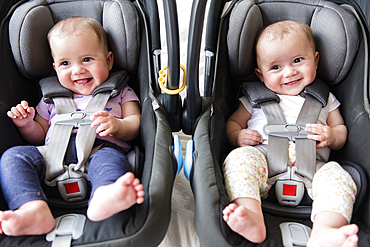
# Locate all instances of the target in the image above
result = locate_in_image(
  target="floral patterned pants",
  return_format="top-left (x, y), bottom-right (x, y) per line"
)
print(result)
top-left (223, 144), bottom-right (357, 223)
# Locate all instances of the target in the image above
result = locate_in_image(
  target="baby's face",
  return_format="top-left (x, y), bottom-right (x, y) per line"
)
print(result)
top-left (255, 30), bottom-right (319, 96)
top-left (50, 30), bottom-right (113, 95)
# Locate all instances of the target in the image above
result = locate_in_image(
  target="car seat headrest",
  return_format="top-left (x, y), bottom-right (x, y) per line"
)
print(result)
top-left (9, 0), bottom-right (140, 79)
top-left (227, 0), bottom-right (359, 84)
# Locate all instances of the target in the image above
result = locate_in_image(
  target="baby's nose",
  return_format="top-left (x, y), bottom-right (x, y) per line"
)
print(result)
top-left (72, 64), bottom-right (86, 74)
top-left (283, 66), bottom-right (297, 77)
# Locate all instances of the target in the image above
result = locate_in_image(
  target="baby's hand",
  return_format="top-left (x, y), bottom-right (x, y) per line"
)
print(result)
top-left (7, 101), bottom-right (35, 128)
top-left (90, 111), bottom-right (119, 137)
top-left (305, 123), bottom-right (334, 148)
top-left (237, 129), bottom-right (262, 147)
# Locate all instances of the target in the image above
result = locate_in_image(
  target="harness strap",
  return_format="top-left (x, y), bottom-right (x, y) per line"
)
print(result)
top-left (259, 101), bottom-right (288, 178)
top-left (258, 95), bottom-right (323, 188)
top-left (38, 97), bottom-right (76, 183)
top-left (37, 71), bottom-right (129, 187)
top-left (74, 92), bottom-right (111, 172)
top-left (39, 93), bottom-right (111, 185)
top-left (241, 79), bottom-right (330, 205)
top-left (295, 95), bottom-right (322, 183)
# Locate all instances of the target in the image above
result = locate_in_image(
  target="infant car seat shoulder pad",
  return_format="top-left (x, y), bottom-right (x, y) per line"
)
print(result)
top-left (39, 70), bottom-right (129, 104)
top-left (299, 79), bottom-right (330, 107)
top-left (241, 78), bottom-right (329, 108)
top-left (39, 77), bottom-right (73, 104)
top-left (92, 70), bottom-right (129, 98)
top-left (240, 81), bottom-right (280, 108)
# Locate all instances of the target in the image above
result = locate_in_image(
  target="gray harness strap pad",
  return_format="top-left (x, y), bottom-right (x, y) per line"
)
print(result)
top-left (39, 70), bottom-right (129, 104)
top-left (39, 77), bottom-right (73, 105)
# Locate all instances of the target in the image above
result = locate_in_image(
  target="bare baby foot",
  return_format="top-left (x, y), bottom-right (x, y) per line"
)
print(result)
top-left (0, 200), bottom-right (55, 236)
top-left (87, 172), bottom-right (144, 221)
top-left (223, 202), bottom-right (266, 243)
top-left (307, 224), bottom-right (358, 247)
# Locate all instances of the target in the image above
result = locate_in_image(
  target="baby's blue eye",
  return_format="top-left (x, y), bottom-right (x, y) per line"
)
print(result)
top-left (83, 57), bottom-right (92, 62)
top-left (271, 65), bottom-right (280, 70)
top-left (294, 58), bottom-right (303, 63)
top-left (61, 61), bottom-right (70, 66)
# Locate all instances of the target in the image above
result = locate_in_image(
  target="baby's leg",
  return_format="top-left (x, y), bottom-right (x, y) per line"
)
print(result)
top-left (86, 147), bottom-right (144, 221)
top-left (308, 162), bottom-right (358, 247)
top-left (307, 211), bottom-right (358, 247)
top-left (223, 198), bottom-right (266, 243)
top-left (87, 172), bottom-right (144, 221)
top-left (222, 146), bottom-right (269, 243)
top-left (0, 200), bottom-right (55, 236)
top-left (0, 146), bottom-right (55, 236)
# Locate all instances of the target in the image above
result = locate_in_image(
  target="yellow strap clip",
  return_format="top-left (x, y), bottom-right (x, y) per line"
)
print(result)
top-left (157, 64), bottom-right (186, 95)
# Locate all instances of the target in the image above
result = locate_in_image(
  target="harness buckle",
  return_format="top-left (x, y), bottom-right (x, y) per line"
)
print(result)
top-left (264, 124), bottom-right (314, 141)
top-left (56, 165), bottom-right (89, 202)
top-left (275, 180), bottom-right (305, 207)
top-left (58, 178), bottom-right (88, 202)
top-left (52, 111), bottom-right (92, 128)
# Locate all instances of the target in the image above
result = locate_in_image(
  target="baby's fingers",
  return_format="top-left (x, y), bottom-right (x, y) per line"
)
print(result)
top-left (15, 101), bottom-right (31, 117)
top-left (91, 111), bottom-right (109, 120)
top-left (26, 106), bottom-right (35, 116)
top-left (8, 105), bottom-right (25, 119)
top-left (307, 133), bottom-right (321, 141)
top-left (21, 100), bottom-right (29, 109)
top-left (7, 110), bottom-right (17, 119)
top-left (305, 123), bottom-right (324, 135)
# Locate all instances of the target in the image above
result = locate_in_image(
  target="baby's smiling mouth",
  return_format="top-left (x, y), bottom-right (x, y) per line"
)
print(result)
top-left (75, 78), bottom-right (93, 85)
top-left (284, 79), bottom-right (301, 86)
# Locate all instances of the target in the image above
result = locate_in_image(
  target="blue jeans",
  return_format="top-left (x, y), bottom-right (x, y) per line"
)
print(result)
top-left (0, 136), bottom-right (131, 210)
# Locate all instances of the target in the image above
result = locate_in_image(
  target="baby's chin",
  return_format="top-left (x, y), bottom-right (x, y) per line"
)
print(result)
top-left (279, 84), bottom-right (307, 96)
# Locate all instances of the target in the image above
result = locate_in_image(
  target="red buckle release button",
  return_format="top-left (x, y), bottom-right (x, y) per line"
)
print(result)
top-left (65, 182), bottom-right (80, 194)
top-left (283, 184), bottom-right (297, 196)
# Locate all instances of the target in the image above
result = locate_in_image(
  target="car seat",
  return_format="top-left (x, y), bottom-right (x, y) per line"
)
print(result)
top-left (183, 0), bottom-right (370, 246)
top-left (0, 0), bottom-right (182, 246)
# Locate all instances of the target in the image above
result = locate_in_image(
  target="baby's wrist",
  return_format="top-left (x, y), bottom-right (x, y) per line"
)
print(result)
top-left (16, 119), bottom-right (35, 130)
top-left (234, 132), bottom-right (240, 147)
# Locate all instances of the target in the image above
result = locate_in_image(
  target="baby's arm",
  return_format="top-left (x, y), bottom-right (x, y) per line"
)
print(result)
top-left (226, 103), bottom-right (262, 147)
top-left (90, 101), bottom-right (141, 141)
top-left (7, 101), bottom-right (49, 145)
top-left (306, 108), bottom-right (347, 150)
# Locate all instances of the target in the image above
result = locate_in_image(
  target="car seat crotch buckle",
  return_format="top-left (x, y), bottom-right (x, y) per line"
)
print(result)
top-left (275, 180), bottom-right (305, 207)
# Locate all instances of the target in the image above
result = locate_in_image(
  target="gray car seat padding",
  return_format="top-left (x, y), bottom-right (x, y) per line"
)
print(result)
top-left (9, 0), bottom-right (140, 79)
top-left (227, 0), bottom-right (359, 84)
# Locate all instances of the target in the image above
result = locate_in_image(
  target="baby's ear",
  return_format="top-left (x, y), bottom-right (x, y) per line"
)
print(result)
top-left (255, 68), bottom-right (264, 82)
top-left (107, 52), bottom-right (114, 71)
